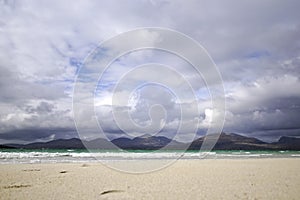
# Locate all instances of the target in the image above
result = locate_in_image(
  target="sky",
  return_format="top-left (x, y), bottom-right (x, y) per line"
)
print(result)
top-left (0, 0), bottom-right (300, 144)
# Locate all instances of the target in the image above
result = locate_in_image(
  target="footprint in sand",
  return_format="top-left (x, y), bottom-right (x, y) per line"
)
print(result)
top-left (22, 169), bottom-right (41, 172)
top-left (3, 184), bottom-right (31, 189)
top-left (100, 190), bottom-right (125, 195)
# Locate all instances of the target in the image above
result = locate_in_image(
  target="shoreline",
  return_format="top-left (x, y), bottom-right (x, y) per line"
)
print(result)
top-left (1, 158), bottom-right (300, 199)
top-left (1, 150), bottom-right (299, 165)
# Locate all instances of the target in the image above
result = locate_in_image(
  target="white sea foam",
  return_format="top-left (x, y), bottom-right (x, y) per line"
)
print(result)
top-left (291, 154), bottom-right (300, 157)
top-left (0, 151), bottom-right (299, 164)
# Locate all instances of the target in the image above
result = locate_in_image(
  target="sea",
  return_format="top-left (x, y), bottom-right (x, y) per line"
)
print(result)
top-left (0, 149), bottom-right (300, 164)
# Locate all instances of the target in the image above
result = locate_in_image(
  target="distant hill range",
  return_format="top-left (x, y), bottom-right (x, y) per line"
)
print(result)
top-left (1, 133), bottom-right (300, 151)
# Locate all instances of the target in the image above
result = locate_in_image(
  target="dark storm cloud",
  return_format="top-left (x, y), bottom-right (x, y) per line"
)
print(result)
top-left (0, 128), bottom-right (77, 142)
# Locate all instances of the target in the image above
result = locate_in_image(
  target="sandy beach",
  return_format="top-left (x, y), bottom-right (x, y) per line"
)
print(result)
top-left (0, 158), bottom-right (299, 200)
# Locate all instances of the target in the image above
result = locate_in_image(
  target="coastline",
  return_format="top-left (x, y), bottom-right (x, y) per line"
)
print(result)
top-left (1, 158), bottom-right (299, 199)
top-left (1, 149), bottom-right (300, 164)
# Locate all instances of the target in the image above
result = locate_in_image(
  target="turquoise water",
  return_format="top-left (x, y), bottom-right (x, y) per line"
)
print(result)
top-left (0, 149), bottom-right (299, 164)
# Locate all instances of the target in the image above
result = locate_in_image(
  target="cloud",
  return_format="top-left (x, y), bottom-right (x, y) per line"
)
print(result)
top-left (0, 128), bottom-right (76, 142)
top-left (0, 0), bottom-right (300, 143)
top-left (227, 75), bottom-right (300, 113)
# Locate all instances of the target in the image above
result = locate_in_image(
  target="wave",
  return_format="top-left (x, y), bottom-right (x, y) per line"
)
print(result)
top-left (0, 150), bottom-right (299, 164)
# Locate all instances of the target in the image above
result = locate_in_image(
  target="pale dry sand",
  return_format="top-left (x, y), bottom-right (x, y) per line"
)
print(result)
top-left (0, 159), bottom-right (299, 200)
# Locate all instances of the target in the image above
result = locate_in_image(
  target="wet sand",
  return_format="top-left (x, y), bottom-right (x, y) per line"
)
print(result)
top-left (0, 159), bottom-right (299, 200)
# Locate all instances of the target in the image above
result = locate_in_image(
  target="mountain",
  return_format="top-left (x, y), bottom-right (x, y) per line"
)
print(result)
top-left (0, 144), bottom-right (15, 149)
top-left (111, 135), bottom-right (184, 150)
top-left (4, 138), bottom-right (116, 150)
top-left (189, 133), bottom-right (300, 150)
top-left (83, 138), bottom-right (116, 149)
top-left (189, 133), bottom-right (274, 150)
top-left (272, 136), bottom-right (300, 150)
top-left (5, 138), bottom-right (85, 149)
top-left (1, 133), bottom-right (300, 150)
